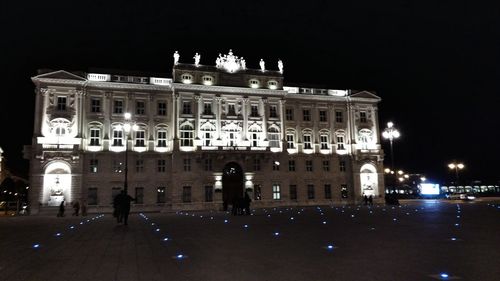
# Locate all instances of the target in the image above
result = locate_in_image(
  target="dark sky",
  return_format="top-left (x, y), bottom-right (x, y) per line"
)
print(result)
top-left (1, 1), bottom-right (499, 184)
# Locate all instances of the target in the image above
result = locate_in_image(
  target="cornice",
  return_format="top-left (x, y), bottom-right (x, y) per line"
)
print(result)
top-left (86, 81), bottom-right (173, 91)
top-left (172, 83), bottom-right (287, 96)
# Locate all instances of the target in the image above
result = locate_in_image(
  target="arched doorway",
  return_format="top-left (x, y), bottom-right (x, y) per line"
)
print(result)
top-left (222, 162), bottom-right (244, 210)
top-left (360, 163), bottom-right (378, 196)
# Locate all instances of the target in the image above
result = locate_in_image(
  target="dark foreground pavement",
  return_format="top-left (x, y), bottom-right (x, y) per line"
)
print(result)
top-left (1, 200), bottom-right (499, 281)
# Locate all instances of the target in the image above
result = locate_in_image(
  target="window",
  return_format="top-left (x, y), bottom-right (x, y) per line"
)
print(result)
top-left (180, 125), bottom-right (194, 147)
top-left (360, 111), bottom-right (367, 123)
top-left (111, 159), bottom-right (122, 173)
top-left (90, 128), bottom-right (100, 146)
top-left (182, 186), bottom-right (192, 202)
top-left (325, 184), bottom-right (332, 199)
top-left (320, 135), bottom-right (329, 150)
top-left (268, 80), bottom-right (278, 89)
top-left (319, 110), bottom-right (327, 122)
top-left (303, 109), bottom-right (311, 121)
top-left (136, 159), bottom-right (144, 173)
top-left (336, 135), bottom-right (345, 150)
top-left (339, 160), bottom-right (346, 172)
top-left (303, 134), bottom-right (312, 150)
top-left (228, 104), bottom-right (236, 116)
top-left (181, 73), bottom-right (193, 83)
top-left (335, 111), bottom-right (343, 123)
top-left (204, 158), bottom-right (212, 171)
top-left (203, 102), bottom-right (213, 115)
top-left (286, 134), bottom-right (295, 149)
top-left (307, 184), bottom-right (315, 199)
top-left (135, 130), bottom-right (145, 147)
top-left (205, 185), bottom-right (213, 202)
top-left (135, 187), bottom-right (144, 204)
top-left (158, 101), bottom-right (167, 116)
top-left (112, 129), bottom-right (123, 146)
top-left (268, 127), bottom-right (280, 148)
top-left (272, 161), bottom-right (280, 171)
top-left (285, 108), bottom-right (294, 121)
top-left (134, 101), bottom-right (145, 115)
top-left (87, 188), bottom-right (97, 205)
top-left (157, 130), bottom-right (167, 147)
top-left (323, 160), bottom-right (330, 172)
top-left (90, 159), bottom-right (98, 173)
top-left (273, 184), bottom-right (281, 200)
top-left (251, 105), bottom-right (259, 117)
top-left (57, 96), bottom-right (67, 111)
top-left (157, 187), bottom-right (166, 203)
top-left (288, 160), bottom-right (296, 172)
top-left (249, 79), bottom-right (260, 88)
top-left (269, 105), bottom-right (278, 118)
top-left (113, 100), bottom-right (123, 114)
top-left (158, 159), bottom-right (166, 172)
top-left (182, 101), bottom-right (192, 115)
top-left (254, 184), bottom-right (262, 200)
top-left (306, 160), bottom-right (313, 172)
top-left (341, 184), bottom-right (348, 198)
top-left (184, 158), bottom-right (191, 171)
top-left (91, 98), bottom-right (101, 113)
top-left (253, 158), bottom-right (261, 171)
top-left (289, 185), bottom-right (297, 200)
top-left (202, 75), bottom-right (214, 85)
top-left (203, 131), bottom-right (213, 146)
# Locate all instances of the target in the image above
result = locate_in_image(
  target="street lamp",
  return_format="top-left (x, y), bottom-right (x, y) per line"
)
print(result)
top-left (121, 112), bottom-right (138, 195)
top-left (382, 121), bottom-right (400, 171)
top-left (448, 162), bottom-right (465, 186)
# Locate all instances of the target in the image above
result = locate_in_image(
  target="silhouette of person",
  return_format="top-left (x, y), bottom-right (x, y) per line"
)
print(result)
top-left (118, 190), bottom-right (135, 225)
top-left (363, 195), bottom-right (368, 205)
top-left (57, 201), bottom-right (65, 217)
top-left (72, 201), bottom-right (80, 216)
top-left (81, 201), bottom-right (87, 217)
top-left (243, 192), bottom-right (252, 215)
top-left (368, 195), bottom-right (373, 206)
top-left (231, 195), bottom-right (239, 216)
top-left (113, 192), bottom-right (122, 223)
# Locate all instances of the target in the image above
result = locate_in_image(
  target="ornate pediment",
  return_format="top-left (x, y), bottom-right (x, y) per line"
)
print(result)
top-left (350, 91), bottom-right (381, 101)
top-left (33, 70), bottom-right (87, 81)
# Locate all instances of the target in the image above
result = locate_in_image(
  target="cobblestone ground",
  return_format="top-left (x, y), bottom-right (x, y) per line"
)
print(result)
top-left (0, 200), bottom-right (499, 281)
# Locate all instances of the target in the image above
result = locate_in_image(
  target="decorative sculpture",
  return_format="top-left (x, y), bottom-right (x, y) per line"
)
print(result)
top-left (173, 51), bottom-right (180, 65)
top-left (216, 50), bottom-right (245, 73)
top-left (259, 59), bottom-right (266, 72)
top-left (240, 57), bottom-right (246, 70)
top-left (194, 52), bottom-right (201, 66)
top-left (278, 59), bottom-right (284, 74)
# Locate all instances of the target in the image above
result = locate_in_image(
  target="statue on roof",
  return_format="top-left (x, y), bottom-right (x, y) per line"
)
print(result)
top-left (173, 51), bottom-right (180, 65)
top-left (278, 59), bottom-right (284, 74)
top-left (259, 59), bottom-right (266, 72)
top-left (194, 52), bottom-right (201, 66)
top-left (241, 57), bottom-right (246, 70)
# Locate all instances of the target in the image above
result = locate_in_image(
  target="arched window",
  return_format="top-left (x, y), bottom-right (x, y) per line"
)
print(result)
top-left (180, 124), bottom-right (194, 147)
top-left (268, 127), bottom-right (280, 148)
top-left (319, 130), bottom-right (330, 150)
top-left (335, 130), bottom-right (346, 150)
top-left (156, 128), bottom-right (168, 147)
top-left (302, 130), bottom-right (313, 150)
top-left (248, 125), bottom-right (262, 147)
top-left (200, 122), bottom-right (216, 146)
top-left (50, 118), bottom-right (71, 137)
top-left (286, 130), bottom-right (296, 149)
top-left (358, 129), bottom-right (373, 149)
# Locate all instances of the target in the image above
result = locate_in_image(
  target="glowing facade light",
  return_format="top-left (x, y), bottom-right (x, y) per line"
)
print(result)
top-left (382, 122), bottom-right (400, 177)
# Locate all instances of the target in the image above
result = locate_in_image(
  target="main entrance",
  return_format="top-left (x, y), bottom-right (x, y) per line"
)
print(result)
top-left (222, 162), bottom-right (244, 210)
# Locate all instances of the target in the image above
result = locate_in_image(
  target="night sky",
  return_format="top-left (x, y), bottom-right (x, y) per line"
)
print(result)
top-left (1, 1), bottom-right (499, 184)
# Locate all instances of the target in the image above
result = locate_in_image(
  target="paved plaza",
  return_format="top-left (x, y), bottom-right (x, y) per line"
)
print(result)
top-left (1, 200), bottom-right (499, 281)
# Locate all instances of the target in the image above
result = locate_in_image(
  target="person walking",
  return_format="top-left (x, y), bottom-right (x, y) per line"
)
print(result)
top-left (243, 192), bottom-right (252, 215)
top-left (368, 195), bottom-right (373, 206)
top-left (57, 201), bottom-right (65, 217)
top-left (81, 201), bottom-right (87, 217)
top-left (118, 190), bottom-right (135, 225)
top-left (72, 201), bottom-right (80, 216)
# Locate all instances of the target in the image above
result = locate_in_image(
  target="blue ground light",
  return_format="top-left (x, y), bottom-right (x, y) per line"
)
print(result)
top-left (440, 272), bottom-right (449, 279)
top-left (32, 244), bottom-right (40, 249)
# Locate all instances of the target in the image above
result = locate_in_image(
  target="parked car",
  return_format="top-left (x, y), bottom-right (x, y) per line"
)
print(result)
top-left (446, 193), bottom-right (475, 201)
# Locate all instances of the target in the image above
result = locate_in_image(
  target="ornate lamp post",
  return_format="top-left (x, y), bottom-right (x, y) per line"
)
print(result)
top-left (448, 162), bottom-right (465, 187)
top-left (121, 113), bottom-right (138, 195)
top-left (382, 121), bottom-right (400, 171)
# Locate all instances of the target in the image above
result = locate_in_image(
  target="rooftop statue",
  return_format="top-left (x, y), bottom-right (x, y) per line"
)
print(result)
top-left (193, 52), bottom-right (201, 66)
top-left (216, 50), bottom-right (245, 73)
top-left (259, 59), bottom-right (266, 72)
top-left (278, 59), bottom-right (284, 74)
top-left (173, 51), bottom-right (180, 65)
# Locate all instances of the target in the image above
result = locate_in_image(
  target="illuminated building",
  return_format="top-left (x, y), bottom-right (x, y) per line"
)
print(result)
top-left (24, 50), bottom-right (385, 213)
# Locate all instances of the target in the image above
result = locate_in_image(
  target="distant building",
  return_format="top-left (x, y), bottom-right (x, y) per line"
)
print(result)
top-left (24, 50), bottom-right (385, 214)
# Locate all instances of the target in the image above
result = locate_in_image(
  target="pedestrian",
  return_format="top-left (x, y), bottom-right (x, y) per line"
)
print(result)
top-left (368, 195), bottom-right (373, 206)
top-left (243, 192), bottom-right (251, 215)
top-left (363, 194), bottom-right (368, 205)
top-left (72, 201), bottom-right (80, 216)
top-left (118, 190), bottom-right (135, 225)
top-left (81, 200), bottom-right (87, 217)
top-left (113, 192), bottom-right (122, 223)
top-left (57, 201), bottom-right (65, 217)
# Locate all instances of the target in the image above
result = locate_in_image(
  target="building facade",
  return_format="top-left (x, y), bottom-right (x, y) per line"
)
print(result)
top-left (25, 51), bottom-right (385, 214)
